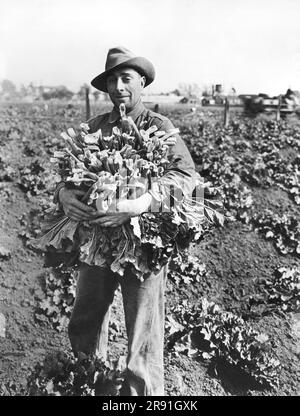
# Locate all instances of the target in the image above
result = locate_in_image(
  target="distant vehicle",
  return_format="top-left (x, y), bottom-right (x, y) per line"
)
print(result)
top-left (201, 88), bottom-right (298, 114)
top-left (262, 97), bottom-right (293, 114)
top-left (262, 98), bottom-right (279, 106)
top-left (239, 94), bottom-right (295, 115)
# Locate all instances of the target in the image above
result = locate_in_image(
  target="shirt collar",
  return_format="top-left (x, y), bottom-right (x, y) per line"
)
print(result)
top-left (108, 100), bottom-right (145, 124)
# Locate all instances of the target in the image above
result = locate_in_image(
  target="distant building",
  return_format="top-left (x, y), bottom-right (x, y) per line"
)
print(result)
top-left (142, 93), bottom-right (183, 105)
top-left (179, 94), bottom-right (201, 105)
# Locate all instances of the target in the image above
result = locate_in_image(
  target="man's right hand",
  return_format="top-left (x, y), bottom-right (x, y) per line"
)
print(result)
top-left (58, 187), bottom-right (99, 221)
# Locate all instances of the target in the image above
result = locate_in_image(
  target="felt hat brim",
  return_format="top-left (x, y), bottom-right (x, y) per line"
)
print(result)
top-left (91, 56), bottom-right (155, 93)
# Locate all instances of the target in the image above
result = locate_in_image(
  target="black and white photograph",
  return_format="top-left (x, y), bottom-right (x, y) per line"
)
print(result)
top-left (0, 0), bottom-right (299, 400)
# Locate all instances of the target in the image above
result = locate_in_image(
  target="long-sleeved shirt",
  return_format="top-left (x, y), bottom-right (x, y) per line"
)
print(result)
top-left (87, 100), bottom-right (197, 207)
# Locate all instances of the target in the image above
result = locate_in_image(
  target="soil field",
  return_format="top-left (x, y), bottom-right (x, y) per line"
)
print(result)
top-left (0, 102), bottom-right (299, 396)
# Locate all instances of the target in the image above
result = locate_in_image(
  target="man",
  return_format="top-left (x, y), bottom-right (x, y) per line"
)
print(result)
top-left (55, 46), bottom-right (197, 396)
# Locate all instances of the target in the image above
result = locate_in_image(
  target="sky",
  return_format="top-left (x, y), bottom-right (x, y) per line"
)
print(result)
top-left (1, 0), bottom-right (300, 96)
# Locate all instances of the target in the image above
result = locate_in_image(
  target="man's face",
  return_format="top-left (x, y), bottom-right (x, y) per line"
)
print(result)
top-left (106, 67), bottom-right (146, 111)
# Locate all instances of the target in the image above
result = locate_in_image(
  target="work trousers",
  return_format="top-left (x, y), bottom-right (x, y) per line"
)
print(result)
top-left (68, 262), bottom-right (167, 396)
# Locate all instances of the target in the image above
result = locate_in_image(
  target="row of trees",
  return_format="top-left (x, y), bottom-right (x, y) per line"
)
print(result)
top-left (0, 79), bottom-right (108, 102)
top-left (1, 79), bottom-right (209, 100)
top-left (1, 79), bottom-right (226, 101)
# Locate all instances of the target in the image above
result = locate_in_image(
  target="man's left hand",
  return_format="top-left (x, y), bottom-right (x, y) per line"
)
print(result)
top-left (89, 193), bottom-right (152, 227)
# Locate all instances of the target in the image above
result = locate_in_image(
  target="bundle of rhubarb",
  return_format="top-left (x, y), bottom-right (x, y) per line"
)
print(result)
top-left (37, 104), bottom-right (223, 280)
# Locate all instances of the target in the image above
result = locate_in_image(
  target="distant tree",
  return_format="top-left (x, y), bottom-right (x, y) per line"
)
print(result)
top-left (20, 84), bottom-right (28, 97)
top-left (78, 84), bottom-right (90, 100)
top-left (92, 90), bottom-right (101, 102)
top-left (178, 82), bottom-right (200, 97)
top-left (56, 86), bottom-right (74, 100)
top-left (27, 82), bottom-right (36, 95)
top-left (42, 85), bottom-right (74, 100)
top-left (1, 79), bottom-right (17, 95)
top-left (42, 91), bottom-right (50, 100)
top-left (202, 85), bottom-right (212, 97)
top-left (170, 88), bottom-right (181, 96)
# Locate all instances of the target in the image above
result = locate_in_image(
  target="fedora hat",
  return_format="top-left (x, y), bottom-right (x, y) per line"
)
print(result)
top-left (91, 46), bottom-right (155, 92)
